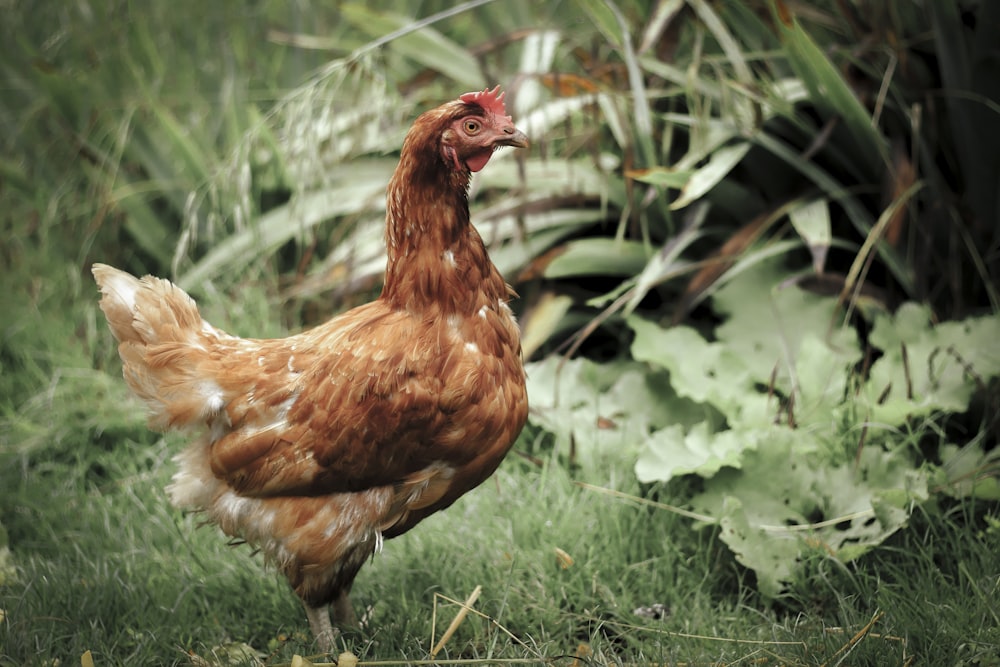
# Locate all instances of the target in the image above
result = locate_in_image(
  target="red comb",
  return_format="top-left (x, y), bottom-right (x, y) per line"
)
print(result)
top-left (459, 86), bottom-right (509, 116)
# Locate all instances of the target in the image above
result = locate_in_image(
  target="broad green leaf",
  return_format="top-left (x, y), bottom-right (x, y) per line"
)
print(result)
top-left (693, 434), bottom-right (929, 597)
top-left (712, 256), bottom-right (861, 390)
top-left (715, 495), bottom-right (802, 599)
top-left (793, 334), bottom-right (855, 426)
top-left (627, 315), bottom-right (771, 427)
top-left (635, 421), bottom-right (759, 484)
top-left (543, 238), bottom-right (649, 279)
top-left (525, 356), bottom-right (703, 469)
top-left (628, 257), bottom-right (865, 480)
top-left (863, 304), bottom-right (1000, 423)
top-left (527, 362), bottom-right (651, 468)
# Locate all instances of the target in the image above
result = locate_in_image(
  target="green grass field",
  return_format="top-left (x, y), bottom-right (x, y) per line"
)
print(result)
top-left (2, 406), bottom-right (999, 665)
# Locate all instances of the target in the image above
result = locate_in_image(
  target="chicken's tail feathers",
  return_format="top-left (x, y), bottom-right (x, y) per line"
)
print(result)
top-left (92, 263), bottom-right (204, 346)
top-left (92, 263), bottom-right (228, 431)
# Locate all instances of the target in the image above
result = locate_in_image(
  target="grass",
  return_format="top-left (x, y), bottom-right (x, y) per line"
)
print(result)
top-left (2, 374), bottom-right (999, 665)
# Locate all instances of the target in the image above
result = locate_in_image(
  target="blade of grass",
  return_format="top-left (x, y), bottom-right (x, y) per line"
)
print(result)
top-left (770, 0), bottom-right (888, 177)
top-left (840, 180), bottom-right (924, 322)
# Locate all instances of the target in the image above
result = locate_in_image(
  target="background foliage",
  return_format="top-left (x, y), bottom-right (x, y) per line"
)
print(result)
top-left (2, 0), bottom-right (999, 664)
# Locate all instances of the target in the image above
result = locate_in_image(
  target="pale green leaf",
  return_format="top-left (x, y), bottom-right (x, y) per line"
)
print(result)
top-left (520, 294), bottom-right (573, 360)
top-left (716, 495), bottom-right (803, 599)
top-left (629, 167), bottom-right (695, 188)
top-left (693, 434), bottom-right (930, 596)
top-left (525, 356), bottom-right (702, 469)
top-left (671, 142), bottom-right (751, 210)
top-left (544, 238), bottom-right (649, 279)
top-left (787, 198), bottom-right (831, 274)
top-left (627, 315), bottom-right (772, 427)
top-left (793, 334), bottom-right (856, 426)
top-left (635, 421), bottom-right (759, 484)
top-left (863, 304), bottom-right (1000, 423)
top-left (712, 255), bottom-right (861, 391)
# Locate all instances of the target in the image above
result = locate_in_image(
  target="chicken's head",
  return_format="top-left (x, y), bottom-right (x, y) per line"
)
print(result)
top-left (440, 86), bottom-right (528, 173)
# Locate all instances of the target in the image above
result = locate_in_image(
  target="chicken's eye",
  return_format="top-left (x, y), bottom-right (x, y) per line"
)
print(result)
top-left (463, 119), bottom-right (481, 134)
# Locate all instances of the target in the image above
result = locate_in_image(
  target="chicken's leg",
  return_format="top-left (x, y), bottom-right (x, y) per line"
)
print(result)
top-left (304, 591), bottom-right (355, 653)
top-left (331, 590), bottom-right (357, 627)
top-left (304, 603), bottom-right (335, 653)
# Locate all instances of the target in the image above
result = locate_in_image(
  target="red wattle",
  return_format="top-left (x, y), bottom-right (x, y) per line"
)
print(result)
top-left (466, 150), bottom-right (493, 173)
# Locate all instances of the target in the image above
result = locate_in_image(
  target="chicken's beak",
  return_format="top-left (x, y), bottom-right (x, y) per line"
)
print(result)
top-left (496, 126), bottom-right (529, 149)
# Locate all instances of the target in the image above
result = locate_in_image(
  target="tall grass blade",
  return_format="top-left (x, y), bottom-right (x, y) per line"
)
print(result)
top-left (770, 0), bottom-right (887, 177)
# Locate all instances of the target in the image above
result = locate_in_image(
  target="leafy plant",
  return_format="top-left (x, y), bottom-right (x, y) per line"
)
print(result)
top-left (527, 256), bottom-right (1000, 595)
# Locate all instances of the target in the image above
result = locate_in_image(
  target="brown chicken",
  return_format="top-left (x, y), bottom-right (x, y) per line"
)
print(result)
top-left (92, 87), bottom-right (529, 651)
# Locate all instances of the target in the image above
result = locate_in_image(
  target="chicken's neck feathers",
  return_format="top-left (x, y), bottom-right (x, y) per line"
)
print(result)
top-left (381, 154), bottom-right (508, 315)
